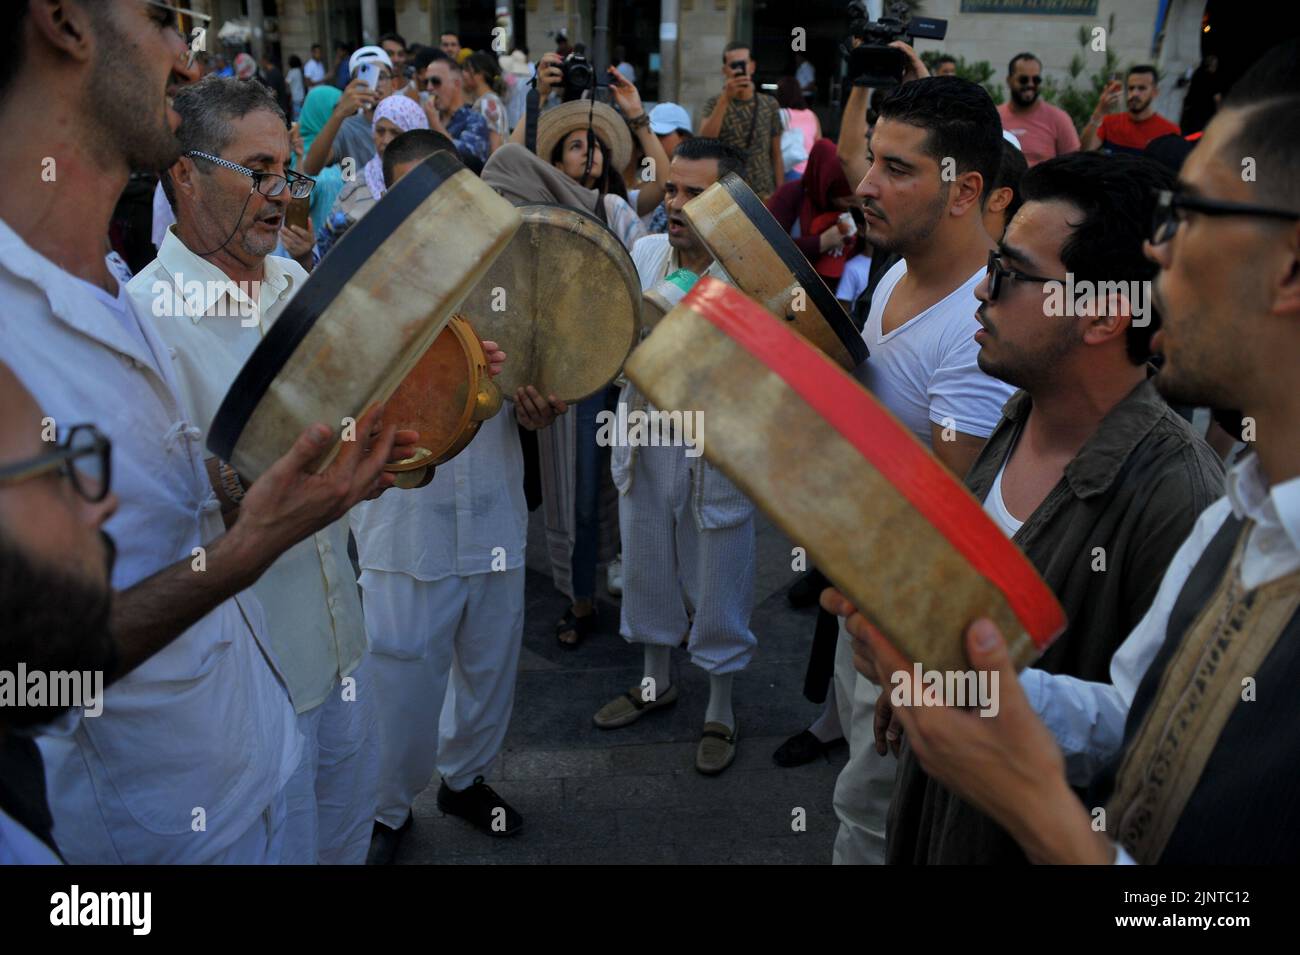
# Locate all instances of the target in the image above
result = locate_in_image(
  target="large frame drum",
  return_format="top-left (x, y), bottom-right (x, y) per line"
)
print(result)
top-left (208, 152), bottom-right (522, 481)
top-left (454, 204), bottom-right (642, 403)
top-left (682, 172), bottom-right (869, 372)
top-left (626, 278), bottom-right (1065, 674)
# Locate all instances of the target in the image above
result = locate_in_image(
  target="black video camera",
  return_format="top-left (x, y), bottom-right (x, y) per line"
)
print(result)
top-left (560, 52), bottom-right (595, 101)
top-left (845, 0), bottom-right (947, 89)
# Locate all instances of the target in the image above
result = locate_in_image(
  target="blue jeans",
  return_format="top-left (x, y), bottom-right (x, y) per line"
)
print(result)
top-left (571, 386), bottom-right (617, 601)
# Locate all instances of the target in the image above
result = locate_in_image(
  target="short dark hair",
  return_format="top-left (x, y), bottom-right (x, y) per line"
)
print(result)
top-left (383, 129), bottom-right (460, 188)
top-left (673, 137), bottom-right (746, 181)
top-left (425, 49), bottom-right (459, 72)
top-left (723, 41), bottom-right (751, 63)
top-left (1127, 64), bottom-right (1158, 84)
top-left (380, 32), bottom-right (407, 50)
top-left (160, 75), bottom-right (287, 209)
top-left (311, 44), bottom-right (322, 52)
top-left (1218, 38), bottom-right (1300, 210)
top-left (1019, 152), bottom-right (1175, 364)
top-left (441, 32), bottom-right (460, 42)
top-left (1008, 52), bottom-right (1040, 76)
top-left (877, 76), bottom-right (1003, 204)
top-left (288, 55), bottom-right (303, 70)
top-left (412, 46), bottom-right (441, 74)
top-left (992, 139), bottom-right (1028, 220)
top-left (935, 55), bottom-right (957, 68)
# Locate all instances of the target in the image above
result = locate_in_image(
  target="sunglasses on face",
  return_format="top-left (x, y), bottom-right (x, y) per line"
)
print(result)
top-left (1150, 187), bottom-right (1300, 246)
top-left (984, 249), bottom-right (1061, 302)
top-left (186, 151), bottom-right (315, 199)
top-left (424, 76), bottom-right (443, 89)
top-left (1016, 75), bottom-right (1043, 87)
top-left (0, 424), bottom-right (112, 504)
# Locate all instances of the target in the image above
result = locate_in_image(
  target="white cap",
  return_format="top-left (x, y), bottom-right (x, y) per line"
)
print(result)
top-left (649, 102), bottom-right (693, 136)
top-left (349, 46), bottom-right (393, 76)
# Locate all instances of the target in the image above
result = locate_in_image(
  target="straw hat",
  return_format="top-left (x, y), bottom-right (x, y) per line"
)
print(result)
top-left (536, 99), bottom-right (634, 175)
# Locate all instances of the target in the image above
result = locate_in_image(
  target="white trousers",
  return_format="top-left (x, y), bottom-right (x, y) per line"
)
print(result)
top-left (831, 620), bottom-right (896, 865)
top-left (207, 786), bottom-right (289, 864)
top-left (360, 567), bottom-right (526, 829)
top-left (618, 445), bottom-right (757, 675)
top-left (280, 660), bottom-right (378, 864)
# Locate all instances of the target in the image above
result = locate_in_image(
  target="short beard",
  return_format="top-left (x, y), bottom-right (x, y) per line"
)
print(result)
top-left (84, 7), bottom-right (181, 172)
top-left (0, 536), bottom-right (116, 729)
top-left (1012, 87), bottom-right (1038, 107)
top-left (977, 317), bottom-right (1081, 394)
top-left (870, 185), bottom-right (948, 258)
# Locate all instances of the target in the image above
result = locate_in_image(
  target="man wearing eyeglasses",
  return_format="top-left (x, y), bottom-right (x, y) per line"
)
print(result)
top-left (883, 150), bottom-right (1224, 865)
top-left (0, 0), bottom-right (401, 864)
top-left (997, 53), bottom-right (1080, 167)
top-left (125, 75), bottom-right (378, 865)
top-left (0, 364), bottom-right (117, 864)
top-left (828, 47), bottom-right (1300, 864)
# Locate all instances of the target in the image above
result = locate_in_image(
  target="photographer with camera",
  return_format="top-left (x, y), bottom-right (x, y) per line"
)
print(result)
top-left (699, 42), bottom-right (784, 200)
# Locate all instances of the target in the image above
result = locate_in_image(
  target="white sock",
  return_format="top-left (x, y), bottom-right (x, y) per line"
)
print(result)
top-left (644, 644), bottom-right (672, 697)
top-left (807, 684), bottom-right (843, 744)
top-left (704, 672), bottom-right (735, 730)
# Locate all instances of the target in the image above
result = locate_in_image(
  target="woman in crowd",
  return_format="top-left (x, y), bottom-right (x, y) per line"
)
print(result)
top-left (463, 50), bottom-right (510, 154)
top-left (775, 77), bottom-right (820, 180)
top-left (765, 138), bottom-right (861, 285)
top-left (294, 85), bottom-right (346, 249)
top-left (318, 95), bottom-right (429, 256)
top-left (286, 54), bottom-right (306, 119)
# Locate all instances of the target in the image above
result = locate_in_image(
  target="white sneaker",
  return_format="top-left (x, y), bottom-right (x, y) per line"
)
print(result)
top-left (606, 557), bottom-right (623, 596)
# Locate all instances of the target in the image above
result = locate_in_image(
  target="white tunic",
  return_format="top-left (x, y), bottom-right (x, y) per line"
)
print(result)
top-left (0, 218), bottom-right (300, 864)
top-left (127, 228), bottom-right (366, 714)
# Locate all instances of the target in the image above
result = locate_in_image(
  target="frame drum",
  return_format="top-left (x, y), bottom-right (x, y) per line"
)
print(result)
top-left (681, 172), bottom-right (868, 372)
top-left (454, 204), bottom-right (641, 403)
top-left (208, 152), bottom-right (521, 481)
top-left (382, 315), bottom-right (503, 488)
top-left (626, 278), bottom-right (1065, 674)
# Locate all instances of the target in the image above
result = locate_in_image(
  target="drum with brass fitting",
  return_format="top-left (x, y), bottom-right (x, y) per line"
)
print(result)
top-left (382, 315), bottom-right (504, 489)
top-left (626, 278), bottom-right (1065, 675)
top-left (454, 204), bottom-right (642, 403)
top-left (681, 172), bottom-right (868, 372)
top-left (208, 151), bottom-right (521, 482)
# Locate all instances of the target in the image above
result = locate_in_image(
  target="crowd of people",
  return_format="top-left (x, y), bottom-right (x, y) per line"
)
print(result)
top-left (0, 0), bottom-right (1297, 869)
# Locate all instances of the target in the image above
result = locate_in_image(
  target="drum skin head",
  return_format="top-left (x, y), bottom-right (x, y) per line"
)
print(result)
top-left (682, 173), bottom-right (868, 372)
top-left (626, 278), bottom-right (1064, 675)
top-left (207, 152), bottom-right (521, 481)
top-left (455, 204), bottom-right (642, 403)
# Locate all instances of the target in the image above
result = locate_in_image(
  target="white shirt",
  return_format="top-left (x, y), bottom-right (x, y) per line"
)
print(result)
top-left (304, 58), bottom-right (326, 85)
top-left (0, 806), bottom-right (61, 865)
top-left (128, 228), bottom-right (366, 713)
top-left (0, 218), bottom-right (299, 864)
top-left (983, 451), bottom-right (1024, 537)
top-left (151, 182), bottom-right (175, 250)
top-left (856, 260), bottom-right (1015, 446)
top-left (1021, 453), bottom-right (1300, 788)
top-left (350, 406), bottom-right (527, 582)
top-left (834, 252), bottom-right (872, 304)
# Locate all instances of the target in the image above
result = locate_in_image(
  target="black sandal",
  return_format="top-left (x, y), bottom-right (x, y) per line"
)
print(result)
top-left (556, 606), bottom-right (598, 647)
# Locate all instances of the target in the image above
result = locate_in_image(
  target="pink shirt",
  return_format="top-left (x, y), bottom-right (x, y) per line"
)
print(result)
top-left (784, 108), bottom-right (819, 175)
top-left (997, 100), bottom-right (1081, 166)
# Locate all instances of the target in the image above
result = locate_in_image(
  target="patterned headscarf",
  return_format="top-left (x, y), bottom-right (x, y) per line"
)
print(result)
top-left (364, 96), bottom-right (430, 198)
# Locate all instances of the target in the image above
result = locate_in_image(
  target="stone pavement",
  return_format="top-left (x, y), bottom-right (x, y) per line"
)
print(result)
top-left (396, 508), bottom-right (850, 864)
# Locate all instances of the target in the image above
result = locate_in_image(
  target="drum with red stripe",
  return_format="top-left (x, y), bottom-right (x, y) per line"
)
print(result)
top-left (625, 277), bottom-right (1064, 673)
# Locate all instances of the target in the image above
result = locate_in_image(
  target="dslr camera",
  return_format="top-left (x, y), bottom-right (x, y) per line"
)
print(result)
top-left (845, 0), bottom-right (947, 88)
top-left (559, 52), bottom-right (596, 101)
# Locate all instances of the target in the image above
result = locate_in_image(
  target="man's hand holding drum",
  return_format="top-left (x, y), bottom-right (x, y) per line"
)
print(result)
top-left (820, 586), bottom-right (1113, 863)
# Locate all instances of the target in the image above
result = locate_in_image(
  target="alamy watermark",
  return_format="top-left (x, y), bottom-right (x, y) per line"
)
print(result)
top-left (151, 275), bottom-right (264, 327)
top-left (0, 664), bottom-right (104, 718)
top-left (890, 663), bottom-right (1000, 717)
top-left (1042, 274), bottom-right (1153, 327)
top-left (595, 402), bottom-right (704, 458)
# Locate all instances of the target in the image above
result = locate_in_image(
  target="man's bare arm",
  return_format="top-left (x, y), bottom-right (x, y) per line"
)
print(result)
top-left (929, 423), bottom-right (987, 479)
top-left (838, 85), bottom-right (871, 189)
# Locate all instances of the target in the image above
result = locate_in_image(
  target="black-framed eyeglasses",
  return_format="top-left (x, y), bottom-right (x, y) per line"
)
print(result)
top-left (985, 249), bottom-right (1061, 302)
top-left (185, 150), bottom-right (315, 198)
top-left (1150, 187), bottom-right (1300, 246)
top-left (0, 424), bottom-right (112, 504)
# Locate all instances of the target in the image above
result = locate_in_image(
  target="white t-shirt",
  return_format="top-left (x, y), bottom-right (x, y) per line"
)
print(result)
top-left (983, 451), bottom-right (1024, 536)
top-left (856, 259), bottom-right (1015, 447)
top-left (304, 58), bottom-right (326, 84)
top-left (835, 252), bottom-right (872, 303)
